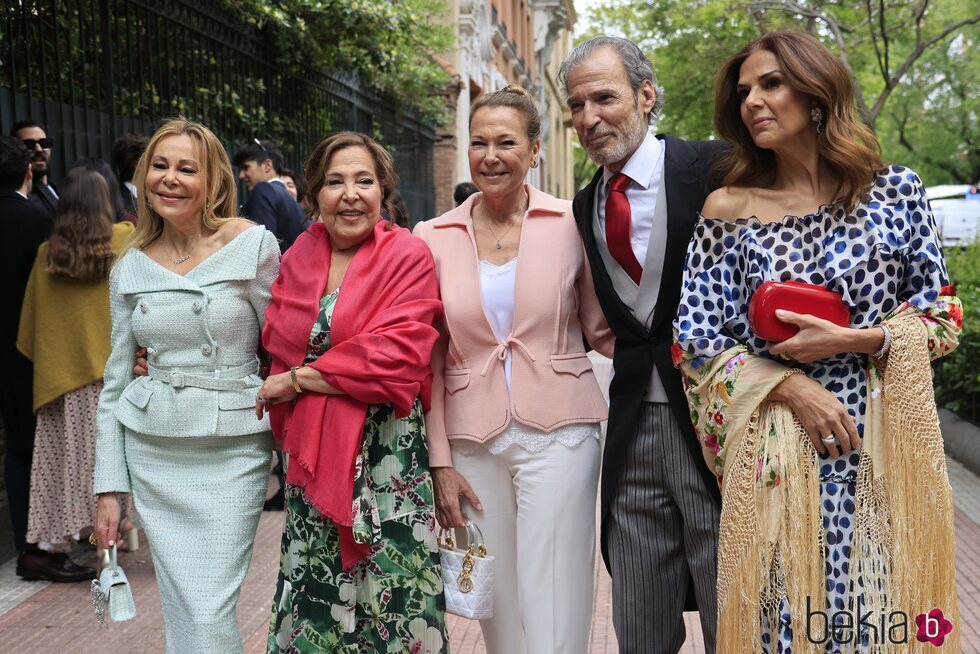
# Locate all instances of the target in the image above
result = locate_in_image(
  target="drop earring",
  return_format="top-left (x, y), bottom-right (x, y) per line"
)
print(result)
top-left (811, 107), bottom-right (824, 135)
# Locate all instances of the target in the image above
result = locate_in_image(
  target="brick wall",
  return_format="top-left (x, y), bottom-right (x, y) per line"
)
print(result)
top-left (432, 82), bottom-right (462, 219)
top-left (433, 123), bottom-right (458, 218)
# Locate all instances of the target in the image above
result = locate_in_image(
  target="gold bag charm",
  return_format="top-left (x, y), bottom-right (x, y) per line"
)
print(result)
top-left (457, 546), bottom-right (477, 593)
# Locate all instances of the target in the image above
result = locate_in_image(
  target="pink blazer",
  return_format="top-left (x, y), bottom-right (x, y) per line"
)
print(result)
top-left (413, 186), bottom-right (615, 467)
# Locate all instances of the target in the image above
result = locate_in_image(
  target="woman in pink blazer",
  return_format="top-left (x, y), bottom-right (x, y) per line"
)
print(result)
top-left (413, 86), bottom-right (614, 654)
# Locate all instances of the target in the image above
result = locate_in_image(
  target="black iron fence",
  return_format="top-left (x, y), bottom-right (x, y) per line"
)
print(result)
top-left (0, 0), bottom-right (436, 221)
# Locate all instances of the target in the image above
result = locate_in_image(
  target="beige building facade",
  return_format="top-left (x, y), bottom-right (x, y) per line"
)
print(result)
top-left (432, 0), bottom-right (577, 217)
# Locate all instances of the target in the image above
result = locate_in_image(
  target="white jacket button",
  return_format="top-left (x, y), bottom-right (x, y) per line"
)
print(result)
top-left (139, 301), bottom-right (148, 314)
top-left (192, 301), bottom-right (202, 313)
top-left (201, 344), bottom-right (212, 356)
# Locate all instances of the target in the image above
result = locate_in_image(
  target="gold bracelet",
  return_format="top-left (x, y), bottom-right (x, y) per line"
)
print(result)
top-left (290, 366), bottom-right (303, 393)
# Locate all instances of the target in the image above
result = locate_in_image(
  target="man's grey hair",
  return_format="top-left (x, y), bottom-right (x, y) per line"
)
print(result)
top-left (558, 36), bottom-right (666, 126)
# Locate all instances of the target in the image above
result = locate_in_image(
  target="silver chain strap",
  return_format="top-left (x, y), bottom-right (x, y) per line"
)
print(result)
top-left (90, 579), bottom-right (108, 628)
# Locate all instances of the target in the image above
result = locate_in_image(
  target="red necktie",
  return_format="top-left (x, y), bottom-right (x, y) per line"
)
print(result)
top-left (605, 173), bottom-right (643, 284)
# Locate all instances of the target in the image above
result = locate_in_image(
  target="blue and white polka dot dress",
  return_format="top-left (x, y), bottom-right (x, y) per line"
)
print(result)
top-left (676, 166), bottom-right (949, 652)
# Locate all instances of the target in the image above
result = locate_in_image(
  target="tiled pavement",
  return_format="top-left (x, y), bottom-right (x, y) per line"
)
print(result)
top-left (1, 355), bottom-right (978, 652)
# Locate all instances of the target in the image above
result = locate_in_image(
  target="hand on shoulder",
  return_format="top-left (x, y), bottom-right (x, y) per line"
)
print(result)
top-left (701, 186), bottom-right (751, 221)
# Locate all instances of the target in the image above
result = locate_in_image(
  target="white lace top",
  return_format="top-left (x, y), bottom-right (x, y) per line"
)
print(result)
top-left (478, 257), bottom-right (600, 455)
top-left (479, 258), bottom-right (518, 391)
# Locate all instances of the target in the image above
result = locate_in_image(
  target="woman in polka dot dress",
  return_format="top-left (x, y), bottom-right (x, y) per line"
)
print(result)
top-left (673, 32), bottom-right (962, 653)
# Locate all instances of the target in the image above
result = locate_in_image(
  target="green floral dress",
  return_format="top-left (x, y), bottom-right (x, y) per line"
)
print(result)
top-left (267, 289), bottom-right (447, 654)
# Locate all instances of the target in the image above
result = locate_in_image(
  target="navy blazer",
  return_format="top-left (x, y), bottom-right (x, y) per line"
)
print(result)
top-left (28, 180), bottom-right (58, 219)
top-left (241, 180), bottom-right (306, 251)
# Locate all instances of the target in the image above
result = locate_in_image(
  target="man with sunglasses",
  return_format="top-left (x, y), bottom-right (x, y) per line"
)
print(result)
top-left (10, 121), bottom-right (59, 219)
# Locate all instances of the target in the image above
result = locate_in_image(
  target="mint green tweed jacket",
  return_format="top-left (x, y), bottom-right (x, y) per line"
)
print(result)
top-left (94, 226), bottom-right (280, 494)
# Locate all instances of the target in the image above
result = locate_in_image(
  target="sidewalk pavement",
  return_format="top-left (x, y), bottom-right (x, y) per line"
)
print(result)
top-left (1, 354), bottom-right (978, 652)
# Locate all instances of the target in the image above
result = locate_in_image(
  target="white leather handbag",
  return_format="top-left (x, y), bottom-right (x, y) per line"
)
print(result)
top-left (439, 521), bottom-right (494, 619)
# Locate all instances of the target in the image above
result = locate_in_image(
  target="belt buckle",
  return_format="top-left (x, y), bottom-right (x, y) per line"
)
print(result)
top-left (169, 371), bottom-right (185, 388)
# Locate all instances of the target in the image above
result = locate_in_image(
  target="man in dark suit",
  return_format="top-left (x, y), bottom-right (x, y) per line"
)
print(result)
top-left (233, 139), bottom-right (306, 251)
top-left (10, 121), bottom-right (59, 219)
top-left (0, 136), bottom-right (94, 582)
top-left (559, 37), bottom-right (726, 653)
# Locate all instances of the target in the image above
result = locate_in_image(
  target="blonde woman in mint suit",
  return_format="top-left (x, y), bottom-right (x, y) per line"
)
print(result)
top-left (94, 119), bottom-right (280, 653)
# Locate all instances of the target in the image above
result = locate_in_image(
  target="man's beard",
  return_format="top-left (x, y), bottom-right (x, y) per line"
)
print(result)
top-left (585, 111), bottom-right (649, 168)
top-left (30, 157), bottom-right (48, 177)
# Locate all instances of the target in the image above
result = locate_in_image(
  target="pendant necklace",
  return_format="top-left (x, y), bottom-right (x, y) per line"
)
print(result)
top-left (480, 192), bottom-right (528, 249)
top-left (169, 232), bottom-right (202, 265)
top-left (485, 221), bottom-right (515, 249)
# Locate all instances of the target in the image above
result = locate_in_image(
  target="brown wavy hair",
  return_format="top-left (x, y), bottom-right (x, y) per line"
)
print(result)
top-left (304, 131), bottom-right (398, 228)
top-left (714, 31), bottom-right (884, 213)
top-left (46, 168), bottom-right (114, 281)
top-left (117, 117), bottom-right (240, 262)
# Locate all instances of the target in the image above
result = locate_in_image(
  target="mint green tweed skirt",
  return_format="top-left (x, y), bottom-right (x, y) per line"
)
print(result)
top-left (125, 429), bottom-right (272, 654)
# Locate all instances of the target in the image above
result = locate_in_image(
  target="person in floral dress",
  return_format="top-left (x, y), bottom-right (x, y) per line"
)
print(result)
top-left (673, 31), bottom-right (961, 652)
top-left (259, 132), bottom-right (445, 653)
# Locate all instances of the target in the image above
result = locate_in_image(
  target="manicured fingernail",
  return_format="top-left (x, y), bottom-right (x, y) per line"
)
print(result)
top-left (776, 309), bottom-right (786, 317)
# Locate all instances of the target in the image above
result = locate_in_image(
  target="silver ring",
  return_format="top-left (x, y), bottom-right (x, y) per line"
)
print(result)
top-left (821, 435), bottom-right (836, 444)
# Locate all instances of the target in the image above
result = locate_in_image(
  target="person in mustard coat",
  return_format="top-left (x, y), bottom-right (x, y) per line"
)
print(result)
top-left (18, 168), bottom-right (136, 555)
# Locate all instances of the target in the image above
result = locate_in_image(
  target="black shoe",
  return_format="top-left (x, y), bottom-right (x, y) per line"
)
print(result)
top-left (16, 552), bottom-right (96, 583)
top-left (263, 488), bottom-right (285, 511)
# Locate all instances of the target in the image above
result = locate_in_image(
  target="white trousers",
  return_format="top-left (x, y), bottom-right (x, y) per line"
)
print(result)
top-left (451, 431), bottom-right (600, 654)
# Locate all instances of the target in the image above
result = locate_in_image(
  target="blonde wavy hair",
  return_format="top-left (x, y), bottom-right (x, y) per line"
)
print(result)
top-left (117, 117), bottom-right (239, 262)
top-left (713, 31), bottom-right (884, 213)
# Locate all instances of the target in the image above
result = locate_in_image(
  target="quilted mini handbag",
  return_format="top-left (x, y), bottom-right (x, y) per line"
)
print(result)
top-left (749, 280), bottom-right (851, 342)
top-left (90, 544), bottom-right (136, 626)
top-left (439, 521), bottom-right (495, 620)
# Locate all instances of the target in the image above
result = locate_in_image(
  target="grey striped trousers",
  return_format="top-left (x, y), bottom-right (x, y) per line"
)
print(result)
top-left (606, 403), bottom-right (719, 654)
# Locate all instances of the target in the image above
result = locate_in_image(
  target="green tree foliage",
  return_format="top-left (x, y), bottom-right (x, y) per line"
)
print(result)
top-left (580, 0), bottom-right (979, 185)
top-left (227, 0), bottom-right (455, 122)
top-left (934, 243), bottom-right (980, 421)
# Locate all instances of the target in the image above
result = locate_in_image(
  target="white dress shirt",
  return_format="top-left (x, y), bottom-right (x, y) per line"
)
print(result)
top-left (596, 132), bottom-right (665, 266)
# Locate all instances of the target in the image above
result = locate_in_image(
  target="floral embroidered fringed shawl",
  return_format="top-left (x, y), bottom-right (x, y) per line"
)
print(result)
top-left (674, 287), bottom-right (962, 652)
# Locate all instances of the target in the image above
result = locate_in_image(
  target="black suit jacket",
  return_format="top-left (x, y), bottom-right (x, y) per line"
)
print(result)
top-left (241, 180), bottom-right (307, 251)
top-left (572, 134), bottom-right (727, 568)
top-left (27, 180), bottom-right (58, 219)
top-left (0, 190), bottom-right (52, 454)
top-left (120, 182), bottom-right (138, 216)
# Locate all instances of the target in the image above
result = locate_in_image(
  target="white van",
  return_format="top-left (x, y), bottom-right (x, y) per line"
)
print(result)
top-left (927, 185), bottom-right (980, 247)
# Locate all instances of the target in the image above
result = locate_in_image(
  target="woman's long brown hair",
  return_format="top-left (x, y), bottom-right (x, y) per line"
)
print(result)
top-left (46, 168), bottom-right (114, 281)
top-left (713, 31), bottom-right (884, 213)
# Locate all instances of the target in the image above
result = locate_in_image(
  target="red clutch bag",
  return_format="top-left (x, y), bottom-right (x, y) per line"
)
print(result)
top-left (748, 281), bottom-right (851, 342)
